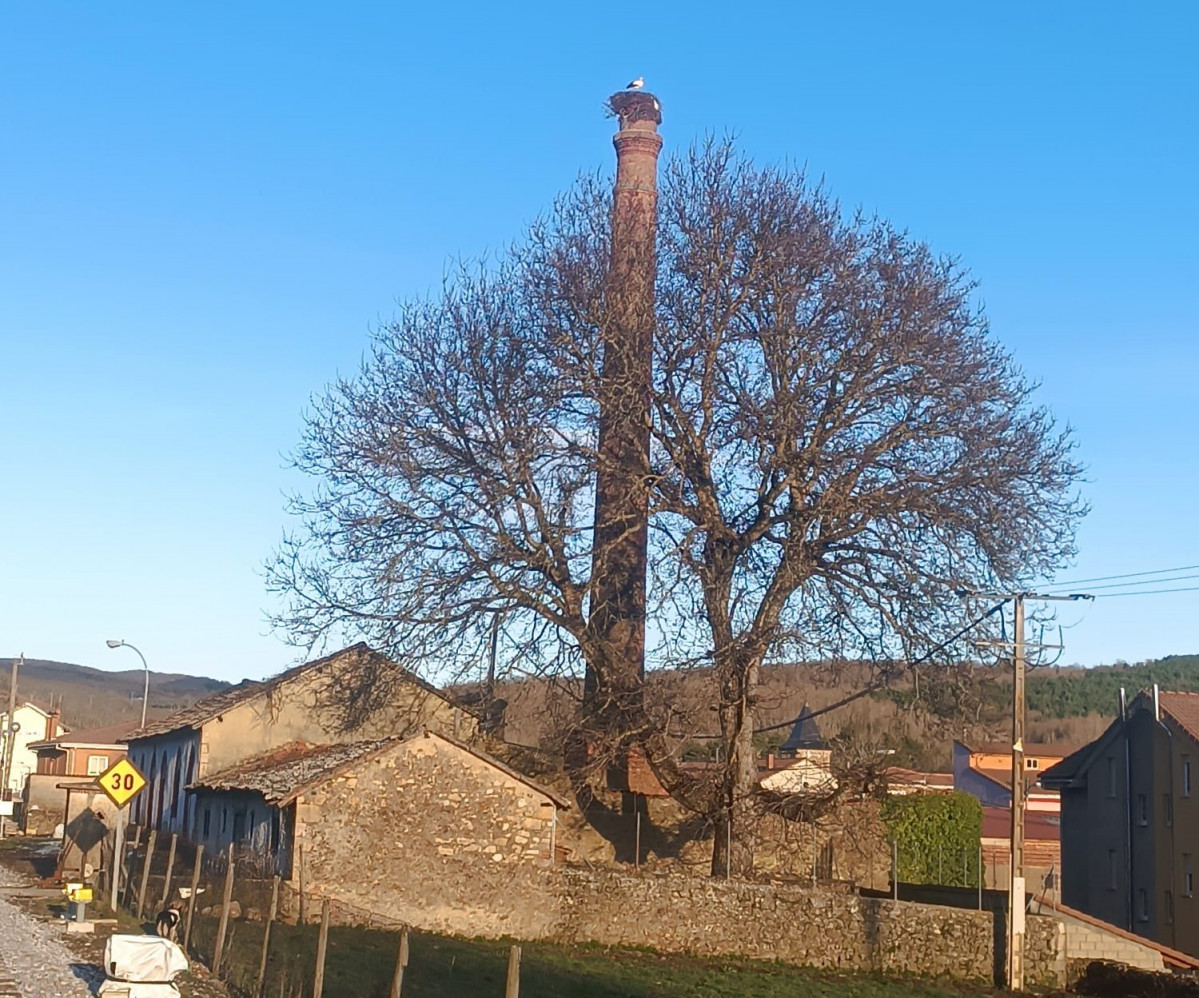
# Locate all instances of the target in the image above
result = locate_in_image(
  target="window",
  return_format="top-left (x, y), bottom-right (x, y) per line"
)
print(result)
top-left (1166, 890), bottom-right (1175, 924)
top-left (1185, 855), bottom-right (1194, 898)
top-left (1026, 758), bottom-right (1039, 770)
top-left (1185, 758), bottom-right (1192, 798)
top-left (203, 808), bottom-right (211, 838)
top-left (85, 755), bottom-right (109, 776)
top-left (1107, 757), bottom-right (1118, 798)
top-left (1108, 850), bottom-right (1118, 891)
top-left (1138, 887), bottom-right (1149, 922)
top-left (270, 810), bottom-right (281, 852)
top-left (1166, 793), bottom-right (1174, 827)
top-left (1138, 794), bottom-right (1149, 827)
top-left (221, 808), bottom-right (228, 835)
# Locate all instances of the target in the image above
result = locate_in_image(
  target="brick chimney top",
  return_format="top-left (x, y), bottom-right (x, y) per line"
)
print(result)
top-left (608, 90), bottom-right (662, 129)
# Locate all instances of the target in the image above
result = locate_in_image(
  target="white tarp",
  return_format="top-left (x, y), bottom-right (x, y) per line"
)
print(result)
top-left (97, 981), bottom-right (181, 998)
top-left (103, 935), bottom-right (189, 983)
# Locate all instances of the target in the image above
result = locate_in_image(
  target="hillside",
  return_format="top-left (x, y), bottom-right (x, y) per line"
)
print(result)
top-left (493, 653), bottom-right (1199, 773)
top-left (2, 657), bottom-right (230, 731)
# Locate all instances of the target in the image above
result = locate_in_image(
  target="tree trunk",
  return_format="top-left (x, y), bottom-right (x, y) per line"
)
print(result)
top-left (711, 659), bottom-right (760, 878)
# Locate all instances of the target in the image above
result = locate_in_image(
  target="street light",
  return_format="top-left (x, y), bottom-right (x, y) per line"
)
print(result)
top-left (106, 640), bottom-right (149, 728)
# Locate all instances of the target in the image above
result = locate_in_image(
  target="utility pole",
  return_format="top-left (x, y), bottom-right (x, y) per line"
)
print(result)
top-left (1010, 595), bottom-right (1026, 992)
top-left (963, 589), bottom-right (1091, 992)
top-left (0, 654), bottom-right (21, 838)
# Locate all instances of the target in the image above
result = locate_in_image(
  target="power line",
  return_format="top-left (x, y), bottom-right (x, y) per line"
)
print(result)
top-left (753, 600), bottom-right (1008, 735)
top-left (1092, 585), bottom-right (1199, 599)
top-left (1040, 564), bottom-right (1199, 589)
top-left (1050, 573), bottom-right (1199, 593)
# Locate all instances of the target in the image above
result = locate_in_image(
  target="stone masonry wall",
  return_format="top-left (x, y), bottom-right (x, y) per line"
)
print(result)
top-left (553, 868), bottom-right (1065, 989)
top-left (296, 734), bottom-right (559, 938)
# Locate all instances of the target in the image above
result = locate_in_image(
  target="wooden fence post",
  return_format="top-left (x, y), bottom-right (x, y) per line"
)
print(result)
top-left (159, 833), bottom-right (178, 910)
top-left (388, 926), bottom-right (409, 998)
top-left (297, 844), bottom-right (306, 925)
top-left (212, 844), bottom-right (235, 976)
top-left (136, 829), bottom-right (158, 919)
top-left (255, 875), bottom-right (280, 998)
top-left (312, 898), bottom-right (331, 998)
top-left (120, 823), bottom-right (141, 908)
top-left (505, 944), bottom-right (521, 998)
top-left (183, 843), bottom-right (204, 949)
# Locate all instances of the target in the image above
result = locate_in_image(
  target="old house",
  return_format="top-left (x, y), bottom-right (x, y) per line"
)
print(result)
top-left (126, 644), bottom-right (476, 838)
top-left (760, 705), bottom-right (837, 795)
top-left (1042, 688), bottom-right (1199, 957)
top-left (23, 721), bottom-right (136, 833)
top-left (187, 730), bottom-right (570, 937)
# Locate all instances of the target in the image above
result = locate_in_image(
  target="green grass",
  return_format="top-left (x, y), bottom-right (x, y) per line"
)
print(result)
top-left (207, 919), bottom-right (999, 998)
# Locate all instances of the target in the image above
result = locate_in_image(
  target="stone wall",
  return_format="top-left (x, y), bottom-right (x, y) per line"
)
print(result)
top-left (295, 734), bottom-right (560, 938)
top-left (552, 868), bottom-right (1065, 989)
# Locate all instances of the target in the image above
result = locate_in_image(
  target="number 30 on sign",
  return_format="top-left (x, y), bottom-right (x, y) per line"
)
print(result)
top-left (98, 758), bottom-right (148, 809)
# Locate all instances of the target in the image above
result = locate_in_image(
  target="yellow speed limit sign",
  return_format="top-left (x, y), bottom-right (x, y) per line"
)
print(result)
top-left (98, 758), bottom-right (147, 809)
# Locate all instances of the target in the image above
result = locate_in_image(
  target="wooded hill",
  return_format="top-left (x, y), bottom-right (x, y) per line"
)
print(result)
top-left (2, 657), bottom-right (230, 731)
top-left (494, 653), bottom-right (1199, 774)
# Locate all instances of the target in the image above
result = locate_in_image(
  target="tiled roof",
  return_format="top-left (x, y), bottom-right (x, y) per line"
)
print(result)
top-left (885, 768), bottom-right (954, 789)
top-left (1158, 691), bottom-right (1199, 744)
top-left (961, 740), bottom-right (1078, 758)
top-left (28, 721), bottom-right (139, 750)
top-left (188, 731), bottom-right (573, 810)
top-left (188, 740), bottom-right (395, 804)
top-left (981, 805), bottom-right (1060, 841)
top-left (131, 643), bottom-right (468, 741)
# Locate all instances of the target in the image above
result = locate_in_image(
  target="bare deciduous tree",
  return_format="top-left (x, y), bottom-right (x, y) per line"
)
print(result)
top-left (268, 140), bottom-right (1084, 876)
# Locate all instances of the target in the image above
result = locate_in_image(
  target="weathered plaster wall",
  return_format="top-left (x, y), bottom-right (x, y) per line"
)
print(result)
top-left (200, 671), bottom-right (474, 777)
top-left (295, 735), bottom-right (558, 937)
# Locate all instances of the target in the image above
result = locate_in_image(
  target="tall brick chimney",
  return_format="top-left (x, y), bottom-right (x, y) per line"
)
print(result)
top-left (585, 89), bottom-right (663, 721)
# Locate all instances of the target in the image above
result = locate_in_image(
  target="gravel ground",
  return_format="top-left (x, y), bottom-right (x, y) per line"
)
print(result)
top-left (0, 849), bottom-right (227, 998)
top-left (0, 868), bottom-right (101, 997)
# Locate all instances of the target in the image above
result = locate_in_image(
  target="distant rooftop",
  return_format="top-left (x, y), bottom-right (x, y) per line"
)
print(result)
top-left (779, 704), bottom-right (828, 753)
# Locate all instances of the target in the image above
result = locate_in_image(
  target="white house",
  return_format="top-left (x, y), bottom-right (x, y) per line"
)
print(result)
top-left (0, 703), bottom-right (66, 796)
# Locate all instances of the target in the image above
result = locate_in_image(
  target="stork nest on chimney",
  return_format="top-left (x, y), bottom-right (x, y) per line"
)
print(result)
top-left (608, 90), bottom-right (662, 127)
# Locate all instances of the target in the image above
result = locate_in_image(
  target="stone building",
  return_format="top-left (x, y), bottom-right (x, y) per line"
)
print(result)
top-left (188, 730), bottom-right (570, 937)
top-left (126, 643), bottom-right (476, 838)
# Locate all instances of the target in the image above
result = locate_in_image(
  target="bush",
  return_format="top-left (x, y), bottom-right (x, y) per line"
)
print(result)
top-left (881, 791), bottom-right (982, 887)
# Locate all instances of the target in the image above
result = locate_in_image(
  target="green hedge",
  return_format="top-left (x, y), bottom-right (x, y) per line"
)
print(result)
top-left (881, 790), bottom-right (982, 887)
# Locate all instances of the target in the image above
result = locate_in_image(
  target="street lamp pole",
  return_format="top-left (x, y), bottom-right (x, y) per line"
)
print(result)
top-left (106, 640), bottom-right (149, 728)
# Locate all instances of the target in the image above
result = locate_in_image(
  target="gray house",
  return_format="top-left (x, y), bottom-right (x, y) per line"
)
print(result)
top-left (1042, 689), bottom-right (1199, 958)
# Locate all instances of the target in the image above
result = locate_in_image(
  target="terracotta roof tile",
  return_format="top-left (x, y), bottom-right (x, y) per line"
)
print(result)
top-left (28, 721), bottom-right (139, 749)
top-left (1159, 691), bottom-right (1199, 744)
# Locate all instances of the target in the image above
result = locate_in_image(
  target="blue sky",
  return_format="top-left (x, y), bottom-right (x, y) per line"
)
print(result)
top-left (1, 3), bottom-right (1196, 683)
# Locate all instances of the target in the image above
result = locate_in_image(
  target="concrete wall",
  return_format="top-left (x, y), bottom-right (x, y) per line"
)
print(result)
top-left (1028, 899), bottom-right (1166, 976)
top-left (295, 735), bottom-right (559, 938)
